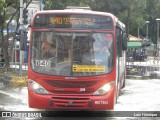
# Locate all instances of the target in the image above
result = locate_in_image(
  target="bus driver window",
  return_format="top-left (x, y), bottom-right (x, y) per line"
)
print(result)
top-left (41, 32), bottom-right (56, 59)
top-left (41, 40), bottom-right (56, 58)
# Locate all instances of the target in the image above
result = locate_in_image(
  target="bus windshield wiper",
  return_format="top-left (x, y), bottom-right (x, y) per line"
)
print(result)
top-left (51, 28), bottom-right (64, 49)
top-left (78, 30), bottom-right (95, 49)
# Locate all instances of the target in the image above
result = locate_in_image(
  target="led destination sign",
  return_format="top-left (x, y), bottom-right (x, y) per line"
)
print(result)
top-left (50, 17), bottom-right (95, 25)
top-left (34, 14), bottom-right (113, 29)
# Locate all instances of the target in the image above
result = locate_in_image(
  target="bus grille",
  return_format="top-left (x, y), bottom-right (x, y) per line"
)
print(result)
top-left (45, 80), bottom-right (98, 88)
top-left (51, 97), bottom-right (90, 108)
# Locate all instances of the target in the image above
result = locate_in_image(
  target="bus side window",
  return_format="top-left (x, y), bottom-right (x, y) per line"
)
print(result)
top-left (116, 28), bottom-right (122, 57)
top-left (122, 33), bottom-right (127, 50)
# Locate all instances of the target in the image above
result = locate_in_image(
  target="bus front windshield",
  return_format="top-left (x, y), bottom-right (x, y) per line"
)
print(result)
top-left (31, 31), bottom-right (114, 76)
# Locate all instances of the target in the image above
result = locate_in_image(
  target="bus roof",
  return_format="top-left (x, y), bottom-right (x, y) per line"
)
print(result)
top-left (33, 9), bottom-right (125, 29)
top-left (35, 9), bottom-right (116, 20)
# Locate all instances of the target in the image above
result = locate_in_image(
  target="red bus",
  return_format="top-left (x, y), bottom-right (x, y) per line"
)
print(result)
top-left (27, 7), bottom-right (127, 110)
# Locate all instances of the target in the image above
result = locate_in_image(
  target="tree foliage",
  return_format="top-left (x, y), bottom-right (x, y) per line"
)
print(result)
top-left (43, 0), bottom-right (87, 10)
top-left (43, 0), bottom-right (160, 44)
top-left (0, 0), bottom-right (32, 71)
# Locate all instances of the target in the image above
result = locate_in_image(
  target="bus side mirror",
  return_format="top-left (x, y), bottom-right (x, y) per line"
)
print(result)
top-left (122, 33), bottom-right (127, 50)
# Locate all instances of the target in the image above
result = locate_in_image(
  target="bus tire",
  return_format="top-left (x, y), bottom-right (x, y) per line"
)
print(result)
top-left (115, 84), bottom-right (119, 104)
top-left (121, 72), bottom-right (126, 89)
top-left (121, 78), bottom-right (125, 88)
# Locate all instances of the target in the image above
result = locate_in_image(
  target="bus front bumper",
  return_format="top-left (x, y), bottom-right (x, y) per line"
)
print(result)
top-left (28, 89), bottom-right (115, 110)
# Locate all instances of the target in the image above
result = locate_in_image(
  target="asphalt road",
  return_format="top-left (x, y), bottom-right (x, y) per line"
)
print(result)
top-left (0, 79), bottom-right (160, 120)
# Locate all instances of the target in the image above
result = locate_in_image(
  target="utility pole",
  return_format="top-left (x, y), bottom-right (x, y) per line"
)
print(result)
top-left (39, 0), bottom-right (42, 11)
top-left (145, 21), bottom-right (150, 39)
top-left (156, 18), bottom-right (160, 73)
top-left (156, 18), bottom-right (160, 55)
top-left (19, 0), bottom-right (23, 77)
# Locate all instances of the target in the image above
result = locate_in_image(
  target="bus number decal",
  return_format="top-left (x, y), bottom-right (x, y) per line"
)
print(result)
top-left (80, 88), bottom-right (85, 92)
top-left (35, 60), bottom-right (51, 67)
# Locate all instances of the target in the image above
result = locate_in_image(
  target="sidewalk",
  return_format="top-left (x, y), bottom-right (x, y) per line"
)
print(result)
top-left (0, 70), bottom-right (27, 87)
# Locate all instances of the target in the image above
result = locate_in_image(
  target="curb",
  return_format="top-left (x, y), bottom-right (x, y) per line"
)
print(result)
top-left (126, 75), bottom-right (159, 80)
top-left (11, 76), bottom-right (27, 87)
top-left (1, 75), bottom-right (27, 87)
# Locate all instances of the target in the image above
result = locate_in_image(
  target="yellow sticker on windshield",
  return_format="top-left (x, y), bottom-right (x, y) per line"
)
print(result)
top-left (73, 65), bottom-right (105, 72)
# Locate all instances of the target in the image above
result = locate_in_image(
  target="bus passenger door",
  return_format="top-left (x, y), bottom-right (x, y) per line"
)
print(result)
top-left (115, 27), bottom-right (123, 103)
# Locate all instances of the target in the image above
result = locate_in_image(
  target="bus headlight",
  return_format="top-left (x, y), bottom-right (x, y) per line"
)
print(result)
top-left (28, 79), bottom-right (49, 95)
top-left (93, 81), bottom-right (114, 95)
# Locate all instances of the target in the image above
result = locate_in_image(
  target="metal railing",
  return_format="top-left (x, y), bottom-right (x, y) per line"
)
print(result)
top-left (126, 55), bottom-right (160, 79)
top-left (9, 62), bottom-right (28, 71)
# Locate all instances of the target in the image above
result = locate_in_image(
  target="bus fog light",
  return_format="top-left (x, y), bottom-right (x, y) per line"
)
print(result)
top-left (93, 81), bottom-right (114, 95)
top-left (28, 79), bottom-right (49, 95)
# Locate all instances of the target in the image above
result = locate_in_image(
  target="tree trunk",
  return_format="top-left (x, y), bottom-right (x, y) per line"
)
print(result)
top-left (3, 10), bottom-right (18, 71)
top-left (126, 7), bottom-right (130, 40)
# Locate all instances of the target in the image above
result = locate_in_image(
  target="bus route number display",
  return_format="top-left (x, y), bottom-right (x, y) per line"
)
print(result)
top-left (50, 17), bottom-right (95, 25)
top-left (35, 60), bottom-right (51, 67)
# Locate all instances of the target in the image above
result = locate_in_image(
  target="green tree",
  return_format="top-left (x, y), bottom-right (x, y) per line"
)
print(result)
top-left (86, 0), bottom-right (147, 38)
top-left (145, 0), bottom-right (160, 44)
top-left (0, 0), bottom-right (7, 71)
top-left (43, 0), bottom-right (147, 37)
top-left (37, 0), bottom-right (160, 44)
top-left (43, 0), bottom-right (87, 10)
top-left (0, 0), bottom-right (32, 71)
